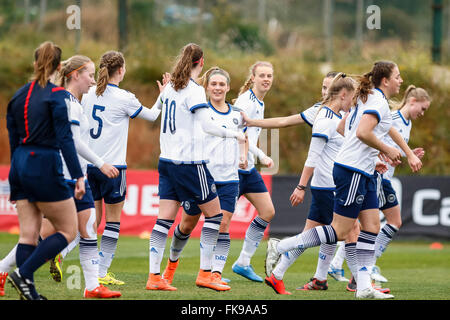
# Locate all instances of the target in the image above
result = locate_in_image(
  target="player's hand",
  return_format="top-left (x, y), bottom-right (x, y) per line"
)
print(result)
top-left (240, 112), bottom-right (255, 127)
top-left (375, 161), bottom-right (388, 174)
top-left (239, 156), bottom-right (248, 169)
top-left (407, 153), bottom-right (422, 173)
top-left (74, 177), bottom-right (86, 200)
top-left (413, 147), bottom-right (425, 159)
top-left (157, 72), bottom-right (171, 93)
top-left (260, 156), bottom-right (274, 168)
top-left (290, 188), bottom-right (305, 207)
top-left (385, 146), bottom-right (402, 165)
top-left (100, 163), bottom-right (119, 178)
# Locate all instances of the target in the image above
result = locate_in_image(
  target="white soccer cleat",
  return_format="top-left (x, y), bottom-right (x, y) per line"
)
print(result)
top-left (370, 265), bottom-right (388, 283)
top-left (355, 287), bottom-right (394, 299)
top-left (265, 238), bottom-right (281, 277)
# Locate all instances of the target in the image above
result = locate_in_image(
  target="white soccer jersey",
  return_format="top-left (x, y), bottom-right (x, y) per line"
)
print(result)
top-left (62, 93), bottom-right (88, 181)
top-left (234, 89), bottom-right (265, 172)
top-left (335, 88), bottom-right (392, 176)
top-left (300, 102), bottom-right (322, 127)
top-left (156, 79), bottom-right (209, 163)
top-left (382, 110), bottom-right (412, 181)
top-left (310, 107), bottom-right (344, 189)
top-left (82, 84), bottom-right (143, 167)
top-left (203, 102), bottom-right (246, 183)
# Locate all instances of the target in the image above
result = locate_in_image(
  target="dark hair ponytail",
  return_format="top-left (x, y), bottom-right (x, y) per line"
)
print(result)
top-left (171, 43), bottom-right (203, 91)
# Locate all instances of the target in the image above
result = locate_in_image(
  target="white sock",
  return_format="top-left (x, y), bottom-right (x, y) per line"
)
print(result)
top-left (200, 214), bottom-right (222, 271)
top-left (331, 241), bottom-right (346, 269)
top-left (61, 232), bottom-right (80, 259)
top-left (212, 233), bottom-right (230, 274)
top-left (0, 244), bottom-right (17, 273)
top-left (236, 216), bottom-right (269, 266)
top-left (272, 248), bottom-right (303, 280)
top-left (314, 243), bottom-right (337, 281)
top-left (149, 219), bottom-right (174, 274)
top-left (79, 237), bottom-right (99, 291)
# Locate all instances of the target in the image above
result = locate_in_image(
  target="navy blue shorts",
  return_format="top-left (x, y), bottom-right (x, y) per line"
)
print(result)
top-left (9, 145), bottom-right (72, 202)
top-left (378, 176), bottom-right (399, 211)
top-left (238, 167), bottom-right (268, 197)
top-left (183, 182), bottom-right (239, 216)
top-left (66, 180), bottom-right (95, 212)
top-left (308, 188), bottom-right (335, 225)
top-left (333, 164), bottom-right (378, 219)
top-left (158, 159), bottom-right (217, 205)
top-left (87, 165), bottom-right (127, 204)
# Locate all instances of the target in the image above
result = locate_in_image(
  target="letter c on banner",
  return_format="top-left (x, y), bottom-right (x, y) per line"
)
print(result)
top-left (412, 189), bottom-right (439, 226)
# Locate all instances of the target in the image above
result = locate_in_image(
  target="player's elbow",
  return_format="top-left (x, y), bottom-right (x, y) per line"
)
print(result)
top-left (356, 127), bottom-right (369, 142)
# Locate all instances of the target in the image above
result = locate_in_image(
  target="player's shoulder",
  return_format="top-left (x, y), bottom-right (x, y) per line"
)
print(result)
top-left (228, 103), bottom-right (243, 114)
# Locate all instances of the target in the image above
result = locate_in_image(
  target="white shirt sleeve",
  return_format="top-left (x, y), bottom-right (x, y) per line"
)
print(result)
top-left (187, 85), bottom-right (209, 113)
top-left (71, 122), bottom-right (104, 168)
top-left (136, 95), bottom-right (162, 121)
top-left (304, 136), bottom-right (327, 168)
top-left (311, 117), bottom-right (334, 142)
top-left (300, 103), bottom-right (320, 127)
top-left (195, 108), bottom-right (240, 139)
top-left (125, 92), bottom-right (144, 119)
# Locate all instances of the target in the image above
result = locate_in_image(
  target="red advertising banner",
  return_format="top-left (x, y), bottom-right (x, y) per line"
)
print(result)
top-left (0, 166), bottom-right (271, 239)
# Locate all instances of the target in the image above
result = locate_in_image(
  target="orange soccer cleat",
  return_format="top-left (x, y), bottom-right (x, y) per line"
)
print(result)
top-left (146, 273), bottom-right (177, 291)
top-left (264, 273), bottom-right (292, 295)
top-left (162, 259), bottom-right (179, 285)
top-left (196, 270), bottom-right (230, 291)
top-left (83, 285), bottom-right (121, 299)
top-left (211, 272), bottom-right (230, 286)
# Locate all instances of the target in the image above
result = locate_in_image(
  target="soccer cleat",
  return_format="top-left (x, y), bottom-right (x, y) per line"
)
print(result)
top-left (146, 273), bottom-right (177, 291)
top-left (346, 276), bottom-right (356, 292)
top-left (264, 273), bottom-right (291, 295)
top-left (328, 265), bottom-right (349, 282)
top-left (196, 270), bottom-right (230, 291)
top-left (84, 285), bottom-right (121, 298)
top-left (296, 277), bottom-right (328, 291)
top-left (162, 259), bottom-right (179, 285)
top-left (7, 269), bottom-right (39, 300)
top-left (0, 272), bottom-right (7, 296)
top-left (99, 272), bottom-right (125, 285)
top-left (232, 262), bottom-right (263, 282)
top-left (370, 265), bottom-right (388, 283)
top-left (49, 253), bottom-right (63, 282)
top-left (355, 286), bottom-right (394, 299)
top-left (265, 238), bottom-right (281, 277)
top-left (211, 272), bottom-right (229, 286)
top-left (373, 282), bottom-right (391, 294)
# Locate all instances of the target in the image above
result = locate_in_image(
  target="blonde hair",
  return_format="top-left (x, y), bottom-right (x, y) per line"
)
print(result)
top-left (199, 66), bottom-right (230, 90)
top-left (237, 61), bottom-right (273, 97)
top-left (32, 41), bottom-right (62, 88)
top-left (96, 51), bottom-right (125, 97)
top-left (171, 43), bottom-right (203, 91)
top-left (57, 55), bottom-right (92, 88)
top-left (322, 72), bottom-right (356, 106)
top-left (391, 85), bottom-right (431, 110)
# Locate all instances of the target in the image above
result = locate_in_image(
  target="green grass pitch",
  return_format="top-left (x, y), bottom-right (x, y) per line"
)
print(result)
top-left (1, 232), bottom-right (449, 300)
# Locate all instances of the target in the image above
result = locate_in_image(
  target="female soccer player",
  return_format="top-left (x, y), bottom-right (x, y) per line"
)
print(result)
top-left (373, 85), bottom-right (431, 278)
top-left (5, 41), bottom-right (84, 300)
top-left (145, 43), bottom-right (245, 292)
top-left (265, 73), bottom-right (356, 294)
top-left (241, 71), bottom-right (351, 283)
top-left (229, 61), bottom-right (278, 283)
top-left (82, 51), bottom-right (162, 285)
top-left (51, 55), bottom-right (121, 298)
top-left (161, 67), bottom-right (248, 289)
top-left (265, 61), bottom-right (422, 299)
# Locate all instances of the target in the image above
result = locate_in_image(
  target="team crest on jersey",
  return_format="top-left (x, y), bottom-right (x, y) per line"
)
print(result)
top-left (233, 118), bottom-right (239, 125)
top-left (355, 195), bottom-right (365, 205)
top-left (211, 183), bottom-right (217, 194)
top-left (387, 194), bottom-right (396, 203)
top-left (183, 201), bottom-right (191, 211)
